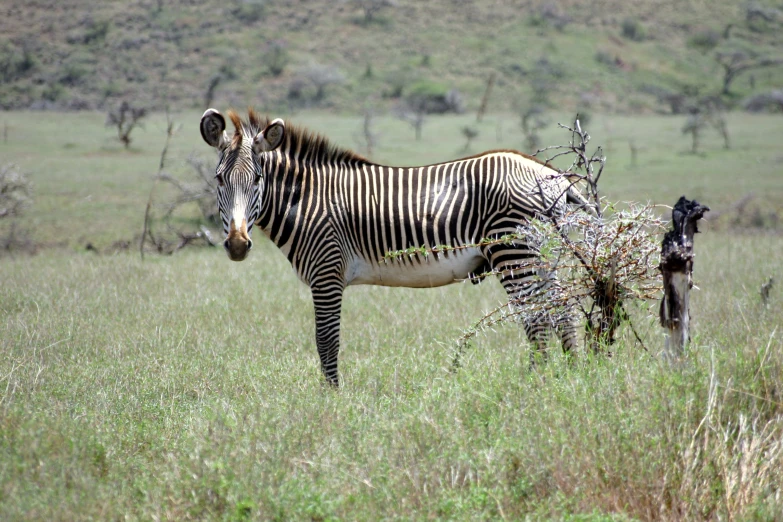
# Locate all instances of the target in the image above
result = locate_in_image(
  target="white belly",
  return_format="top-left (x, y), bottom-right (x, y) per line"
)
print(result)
top-left (346, 248), bottom-right (485, 288)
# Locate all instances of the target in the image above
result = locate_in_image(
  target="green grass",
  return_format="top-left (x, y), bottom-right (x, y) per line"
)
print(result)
top-left (1, 111), bottom-right (783, 519)
top-left (1, 110), bottom-right (781, 247)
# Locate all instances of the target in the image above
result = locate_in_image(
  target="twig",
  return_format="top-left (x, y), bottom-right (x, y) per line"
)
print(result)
top-left (140, 109), bottom-right (177, 260)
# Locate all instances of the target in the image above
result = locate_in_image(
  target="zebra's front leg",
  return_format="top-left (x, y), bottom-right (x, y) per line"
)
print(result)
top-left (311, 281), bottom-right (345, 387)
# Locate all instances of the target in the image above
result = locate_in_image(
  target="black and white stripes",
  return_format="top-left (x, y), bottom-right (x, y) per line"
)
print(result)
top-left (201, 109), bottom-right (584, 385)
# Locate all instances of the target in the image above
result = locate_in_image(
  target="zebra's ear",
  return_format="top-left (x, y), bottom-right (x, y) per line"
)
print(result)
top-left (200, 108), bottom-right (228, 149)
top-left (253, 118), bottom-right (285, 154)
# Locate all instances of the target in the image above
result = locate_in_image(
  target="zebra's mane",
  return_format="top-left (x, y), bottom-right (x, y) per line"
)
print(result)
top-left (227, 109), bottom-right (370, 166)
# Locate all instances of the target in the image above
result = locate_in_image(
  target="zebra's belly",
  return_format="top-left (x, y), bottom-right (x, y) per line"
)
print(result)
top-left (346, 248), bottom-right (485, 288)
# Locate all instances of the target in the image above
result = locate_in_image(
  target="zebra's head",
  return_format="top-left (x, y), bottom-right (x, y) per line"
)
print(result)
top-left (199, 108), bottom-right (285, 262)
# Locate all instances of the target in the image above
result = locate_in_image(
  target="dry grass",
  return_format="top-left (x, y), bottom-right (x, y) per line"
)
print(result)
top-left (1, 111), bottom-right (782, 519)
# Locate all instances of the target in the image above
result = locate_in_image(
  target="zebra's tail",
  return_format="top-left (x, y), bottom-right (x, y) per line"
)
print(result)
top-left (564, 177), bottom-right (598, 217)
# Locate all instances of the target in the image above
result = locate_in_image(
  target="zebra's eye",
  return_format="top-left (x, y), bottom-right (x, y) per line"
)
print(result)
top-left (254, 173), bottom-right (262, 184)
top-left (215, 173), bottom-right (224, 187)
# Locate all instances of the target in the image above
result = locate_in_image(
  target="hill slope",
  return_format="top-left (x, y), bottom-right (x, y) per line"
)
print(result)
top-left (0, 0), bottom-right (781, 113)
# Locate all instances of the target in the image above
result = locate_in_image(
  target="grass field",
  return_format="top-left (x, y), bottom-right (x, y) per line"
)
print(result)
top-left (1, 111), bottom-right (783, 520)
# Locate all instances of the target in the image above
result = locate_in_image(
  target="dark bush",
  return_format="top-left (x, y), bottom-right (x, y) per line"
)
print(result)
top-left (264, 41), bottom-right (289, 77)
top-left (0, 41), bottom-right (38, 83)
top-left (621, 17), bottom-right (646, 41)
top-left (595, 50), bottom-right (615, 66)
top-left (743, 90), bottom-right (783, 113)
top-left (687, 30), bottom-right (721, 53)
top-left (232, 0), bottom-right (266, 23)
top-left (405, 80), bottom-right (463, 114)
top-left (83, 19), bottom-right (111, 45)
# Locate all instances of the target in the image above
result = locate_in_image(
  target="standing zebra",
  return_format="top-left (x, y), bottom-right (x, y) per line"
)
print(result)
top-left (200, 109), bottom-right (589, 386)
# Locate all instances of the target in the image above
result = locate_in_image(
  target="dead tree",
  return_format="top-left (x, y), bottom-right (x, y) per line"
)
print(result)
top-left (659, 196), bottom-right (710, 359)
top-left (393, 99), bottom-right (428, 141)
top-left (355, 109), bottom-right (380, 158)
top-left (761, 277), bottom-right (773, 307)
top-left (475, 72), bottom-right (496, 123)
top-left (203, 75), bottom-right (222, 109)
top-left (461, 126), bottom-right (478, 152)
top-left (520, 106), bottom-right (547, 151)
top-left (106, 101), bottom-right (147, 149)
top-left (140, 111), bottom-right (218, 258)
top-left (681, 98), bottom-right (730, 154)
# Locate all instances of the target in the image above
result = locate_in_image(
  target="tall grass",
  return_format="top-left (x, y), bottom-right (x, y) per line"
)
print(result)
top-left (1, 233), bottom-right (781, 520)
top-left (1, 112), bottom-right (782, 519)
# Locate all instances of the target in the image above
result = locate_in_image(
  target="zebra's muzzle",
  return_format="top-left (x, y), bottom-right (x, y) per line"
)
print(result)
top-left (224, 217), bottom-right (252, 262)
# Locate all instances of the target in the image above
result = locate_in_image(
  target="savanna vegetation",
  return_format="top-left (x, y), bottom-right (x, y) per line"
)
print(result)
top-left (1, 0), bottom-right (782, 115)
top-left (2, 0), bottom-right (783, 519)
top-left (1, 108), bottom-right (782, 520)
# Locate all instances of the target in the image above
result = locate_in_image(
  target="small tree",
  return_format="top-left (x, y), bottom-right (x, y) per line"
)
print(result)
top-left (461, 126), bottom-right (479, 152)
top-left (681, 97), bottom-right (730, 154)
top-left (354, 108), bottom-right (380, 158)
top-left (106, 101), bottom-right (147, 149)
top-left (264, 40), bottom-right (289, 77)
top-left (300, 64), bottom-right (345, 102)
top-left (393, 98), bottom-right (428, 141)
top-left (715, 48), bottom-right (783, 95)
top-left (203, 75), bottom-right (221, 109)
top-left (520, 106), bottom-right (547, 151)
top-left (0, 163), bottom-right (34, 255)
top-left (0, 163), bottom-right (32, 220)
top-left (349, 0), bottom-right (397, 24)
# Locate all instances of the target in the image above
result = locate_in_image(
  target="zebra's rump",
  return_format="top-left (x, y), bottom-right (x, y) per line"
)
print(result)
top-left (345, 247), bottom-right (485, 288)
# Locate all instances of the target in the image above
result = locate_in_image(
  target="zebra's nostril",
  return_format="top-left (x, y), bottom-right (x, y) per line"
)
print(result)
top-left (247, 239), bottom-right (253, 250)
top-left (223, 240), bottom-right (230, 251)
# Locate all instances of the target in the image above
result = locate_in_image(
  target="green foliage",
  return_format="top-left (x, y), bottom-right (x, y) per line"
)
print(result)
top-left (0, 41), bottom-right (38, 83)
top-left (263, 41), bottom-right (289, 77)
top-left (3, 0), bottom-right (781, 112)
top-left (0, 111), bottom-right (783, 519)
top-left (59, 52), bottom-right (94, 86)
top-left (407, 79), bottom-right (449, 99)
top-left (621, 17), bottom-right (646, 41)
top-left (231, 0), bottom-right (266, 23)
top-left (687, 29), bottom-right (722, 53)
top-left (41, 83), bottom-right (66, 102)
top-left (82, 19), bottom-right (111, 46)
top-left (594, 49), bottom-right (616, 67)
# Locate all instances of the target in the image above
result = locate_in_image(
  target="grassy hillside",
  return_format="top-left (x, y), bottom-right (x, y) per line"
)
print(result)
top-left (1, 0), bottom-right (782, 113)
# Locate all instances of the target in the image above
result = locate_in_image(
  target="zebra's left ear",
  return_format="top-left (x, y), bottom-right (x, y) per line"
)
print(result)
top-left (200, 108), bottom-right (228, 149)
top-left (253, 118), bottom-right (285, 154)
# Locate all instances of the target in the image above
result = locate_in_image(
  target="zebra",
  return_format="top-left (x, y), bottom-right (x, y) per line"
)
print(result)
top-left (200, 108), bottom-right (589, 386)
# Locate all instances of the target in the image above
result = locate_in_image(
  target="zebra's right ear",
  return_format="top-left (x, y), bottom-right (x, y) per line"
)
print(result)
top-left (200, 108), bottom-right (228, 149)
top-left (253, 118), bottom-right (285, 154)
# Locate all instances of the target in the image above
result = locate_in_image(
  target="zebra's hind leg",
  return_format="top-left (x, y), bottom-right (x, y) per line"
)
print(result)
top-left (554, 311), bottom-right (578, 357)
top-left (522, 312), bottom-right (551, 367)
top-left (522, 296), bottom-right (579, 367)
top-left (485, 245), bottom-right (577, 366)
top-left (484, 245), bottom-right (553, 365)
top-left (311, 279), bottom-right (345, 387)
